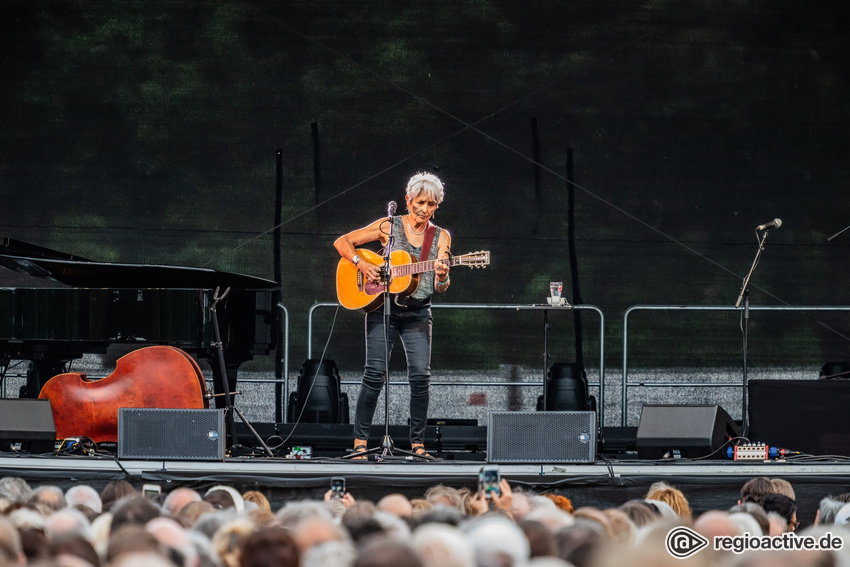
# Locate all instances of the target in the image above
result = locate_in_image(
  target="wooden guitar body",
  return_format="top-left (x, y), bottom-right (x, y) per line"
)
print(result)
top-left (336, 248), bottom-right (419, 312)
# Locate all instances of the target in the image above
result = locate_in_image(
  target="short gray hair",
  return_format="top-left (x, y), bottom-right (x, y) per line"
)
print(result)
top-left (405, 172), bottom-right (445, 204)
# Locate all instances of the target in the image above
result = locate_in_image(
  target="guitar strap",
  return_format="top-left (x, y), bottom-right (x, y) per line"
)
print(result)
top-left (419, 222), bottom-right (438, 263)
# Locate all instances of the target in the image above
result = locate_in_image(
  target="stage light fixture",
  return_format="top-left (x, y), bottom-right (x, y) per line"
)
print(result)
top-left (537, 362), bottom-right (595, 412)
top-left (288, 359), bottom-right (349, 424)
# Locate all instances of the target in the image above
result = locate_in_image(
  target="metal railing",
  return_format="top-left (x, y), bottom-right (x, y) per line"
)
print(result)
top-left (212, 303), bottom-right (290, 421)
top-left (621, 305), bottom-right (850, 426)
top-left (308, 302), bottom-right (607, 427)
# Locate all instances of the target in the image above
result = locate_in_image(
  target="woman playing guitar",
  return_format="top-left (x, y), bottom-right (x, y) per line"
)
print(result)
top-left (333, 172), bottom-right (452, 459)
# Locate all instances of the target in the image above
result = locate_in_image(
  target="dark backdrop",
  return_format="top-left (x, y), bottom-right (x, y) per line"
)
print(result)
top-left (2, 0), bottom-right (849, 374)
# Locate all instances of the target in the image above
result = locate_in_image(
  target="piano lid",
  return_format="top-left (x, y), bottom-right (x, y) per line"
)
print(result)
top-left (0, 238), bottom-right (279, 290)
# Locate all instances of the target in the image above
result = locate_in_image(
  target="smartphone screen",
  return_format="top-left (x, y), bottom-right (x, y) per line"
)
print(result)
top-left (142, 484), bottom-right (161, 498)
top-left (479, 466), bottom-right (501, 499)
top-left (330, 477), bottom-right (346, 499)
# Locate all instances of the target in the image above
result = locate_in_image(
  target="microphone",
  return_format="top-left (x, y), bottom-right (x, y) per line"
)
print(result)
top-left (387, 200), bottom-right (397, 219)
top-left (756, 218), bottom-right (782, 231)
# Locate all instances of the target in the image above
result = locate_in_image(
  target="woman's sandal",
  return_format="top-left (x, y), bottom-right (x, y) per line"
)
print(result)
top-left (351, 442), bottom-right (368, 460)
top-left (411, 443), bottom-right (431, 458)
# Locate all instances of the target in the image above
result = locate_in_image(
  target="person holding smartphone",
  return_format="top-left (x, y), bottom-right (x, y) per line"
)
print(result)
top-left (470, 477), bottom-right (514, 517)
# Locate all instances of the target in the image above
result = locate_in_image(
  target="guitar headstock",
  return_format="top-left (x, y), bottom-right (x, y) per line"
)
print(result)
top-left (456, 250), bottom-right (490, 268)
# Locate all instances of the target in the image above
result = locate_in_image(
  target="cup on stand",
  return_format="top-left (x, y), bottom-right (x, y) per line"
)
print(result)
top-left (548, 281), bottom-right (563, 306)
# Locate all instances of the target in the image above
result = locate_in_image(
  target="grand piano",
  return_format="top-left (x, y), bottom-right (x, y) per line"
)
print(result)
top-left (0, 238), bottom-right (279, 406)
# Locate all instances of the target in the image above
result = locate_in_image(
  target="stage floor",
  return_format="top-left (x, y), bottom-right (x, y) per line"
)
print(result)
top-left (4, 451), bottom-right (850, 527)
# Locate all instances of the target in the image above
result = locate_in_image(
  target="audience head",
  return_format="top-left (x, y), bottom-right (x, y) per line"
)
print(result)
top-left (291, 515), bottom-right (350, 553)
top-left (66, 484), bottom-right (103, 515)
top-left (204, 486), bottom-right (244, 513)
top-left (817, 496), bottom-right (846, 525)
top-left (833, 502), bottom-right (850, 527)
top-left (694, 510), bottom-right (740, 539)
top-left (276, 499), bottom-right (334, 529)
top-left (0, 477), bottom-right (32, 504)
top-left (618, 499), bottom-right (661, 528)
top-left (739, 477), bottom-right (774, 506)
top-left (645, 481), bottom-right (692, 519)
top-left (241, 491), bottom-right (271, 514)
top-left (762, 493), bottom-right (797, 532)
top-left (412, 523), bottom-right (476, 567)
top-left (728, 501), bottom-right (770, 535)
top-left (462, 513), bottom-right (530, 567)
top-left (238, 525), bottom-right (300, 567)
top-left (164, 488), bottom-right (202, 517)
top-left (100, 480), bottom-right (136, 513)
top-left (424, 485), bottom-right (464, 512)
top-left (50, 534), bottom-right (101, 567)
top-left (46, 507), bottom-right (93, 543)
top-left (146, 516), bottom-right (198, 567)
top-left (354, 534), bottom-right (423, 567)
top-left (377, 493), bottom-right (413, 518)
top-left (518, 519), bottom-right (558, 559)
top-left (770, 478), bottom-right (796, 501)
top-left (544, 493), bottom-right (574, 514)
top-left (178, 501), bottom-right (215, 527)
top-left (110, 496), bottom-right (161, 532)
top-left (105, 524), bottom-right (164, 564)
top-left (601, 508), bottom-right (636, 545)
top-left (211, 517), bottom-right (255, 567)
top-left (29, 485), bottom-right (67, 513)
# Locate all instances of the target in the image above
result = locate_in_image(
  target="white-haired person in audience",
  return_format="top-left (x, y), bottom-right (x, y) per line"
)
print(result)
top-left (45, 507), bottom-right (93, 543)
top-left (461, 513), bottom-right (530, 567)
top-left (412, 523), bottom-right (475, 567)
top-left (28, 484), bottom-right (67, 513)
top-left (0, 477), bottom-right (33, 505)
top-left (163, 488), bottom-right (202, 517)
top-left (65, 484), bottom-right (103, 515)
top-left (815, 496), bottom-right (846, 525)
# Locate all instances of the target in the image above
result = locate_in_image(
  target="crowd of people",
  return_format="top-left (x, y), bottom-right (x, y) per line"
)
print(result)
top-left (1, 473), bottom-right (849, 567)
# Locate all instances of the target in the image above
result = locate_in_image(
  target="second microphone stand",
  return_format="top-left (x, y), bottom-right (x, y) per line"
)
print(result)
top-left (211, 287), bottom-right (274, 457)
top-left (734, 228), bottom-right (772, 438)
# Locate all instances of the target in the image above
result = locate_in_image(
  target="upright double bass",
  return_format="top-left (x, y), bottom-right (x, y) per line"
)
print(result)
top-left (39, 345), bottom-right (208, 443)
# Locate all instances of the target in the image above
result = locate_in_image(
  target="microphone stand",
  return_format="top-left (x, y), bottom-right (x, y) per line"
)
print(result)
top-left (211, 287), bottom-right (274, 457)
top-left (827, 224), bottom-right (850, 242)
top-left (342, 208), bottom-right (433, 461)
top-left (734, 229), bottom-right (771, 437)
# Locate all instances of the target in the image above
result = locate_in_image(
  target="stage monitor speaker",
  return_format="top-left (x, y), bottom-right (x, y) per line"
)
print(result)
top-left (636, 404), bottom-right (739, 460)
top-left (487, 411), bottom-right (596, 463)
top-left (118, 408), bottom-right (226, 461)
top-left (288, 359), bottom-right (349, 424)
top-left (0, 399), bottom-right (56, 454)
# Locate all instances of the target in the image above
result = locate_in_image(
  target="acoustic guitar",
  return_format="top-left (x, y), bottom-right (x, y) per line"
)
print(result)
top-left (336, 248), bottom-right (490, 311)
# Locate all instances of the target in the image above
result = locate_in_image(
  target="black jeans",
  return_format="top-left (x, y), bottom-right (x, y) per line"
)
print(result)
top-left (353, 302), bottom-right (433, 445)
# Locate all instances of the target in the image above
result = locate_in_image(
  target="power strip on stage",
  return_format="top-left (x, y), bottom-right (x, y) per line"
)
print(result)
top-left (727, 443), bottom-right (799, 461)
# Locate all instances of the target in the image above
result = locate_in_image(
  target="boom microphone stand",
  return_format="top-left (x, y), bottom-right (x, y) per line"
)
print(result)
top-left (343, 203), bottom-right (434, 461)
top-left (734, 227), bottom-right (773, 438)
top-left (211, 287), bottom-right (274, 457)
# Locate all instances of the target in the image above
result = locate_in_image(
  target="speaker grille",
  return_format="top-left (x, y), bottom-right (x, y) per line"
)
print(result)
top-left (487, 411), bottom-right (596, 463)
top-left (119, 408), bottom-right (226, 461)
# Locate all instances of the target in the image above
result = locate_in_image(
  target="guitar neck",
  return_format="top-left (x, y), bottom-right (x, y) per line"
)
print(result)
top-left (392, 256), bottom-right (458, 278)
